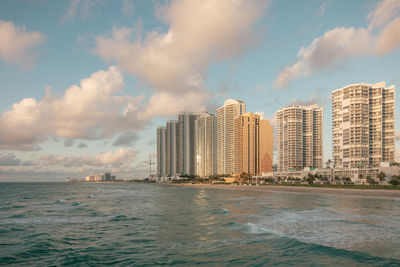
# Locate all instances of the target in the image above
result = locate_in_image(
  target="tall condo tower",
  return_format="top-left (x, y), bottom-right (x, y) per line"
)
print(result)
top-left (276, 105), bottom-right (323, 172)
top-left (332, 82), bottom-right (395, 168)
top-left (195, 112), bottom-right (217, 177)
top-left (166, 120), bottom-right (178, 176)
top-left (260, 119), bottom-right (274, 173)
top-left (177, 112), bottom-right (199, 176)
top-left (157, 126), bottom-right (167, 177)
top-left (216, 99), bottom-right (246, 175)
top-left (235, 112), bottom-right (274, 176)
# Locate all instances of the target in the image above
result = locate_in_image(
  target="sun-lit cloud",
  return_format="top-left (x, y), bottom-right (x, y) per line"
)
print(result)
top-left (0, 20), bottom-right (45, 69)
top-left (273, 0), bottom-right (400, 88)
top-left (94, 0), bottom-right (269, 117)
top-left (40, 148), bottom-right (137, 168)
top-left (0, 66), bottom-right (145, 151)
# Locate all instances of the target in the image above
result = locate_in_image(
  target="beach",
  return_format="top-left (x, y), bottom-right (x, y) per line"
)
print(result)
top-left (174, 183), bottom-right (400, 198)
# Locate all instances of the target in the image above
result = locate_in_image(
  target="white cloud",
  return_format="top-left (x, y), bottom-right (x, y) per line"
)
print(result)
top-left (0, 20), bottom-right (45, 69)
top-left (40, 148), bottom-right (137, 168)
top-left (0, 66), bottom-right (145, 151)
top-left (273, 0), bottom-right (400, 88)
top-left (94, 0), bottom-right (269, 116)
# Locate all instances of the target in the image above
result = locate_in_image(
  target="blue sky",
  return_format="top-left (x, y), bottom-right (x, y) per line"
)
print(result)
top-left (0, 0), bottom-right (399, 181)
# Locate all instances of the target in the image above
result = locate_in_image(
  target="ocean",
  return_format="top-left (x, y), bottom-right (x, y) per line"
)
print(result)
top-left (1, 182), bottom-right (400, 266)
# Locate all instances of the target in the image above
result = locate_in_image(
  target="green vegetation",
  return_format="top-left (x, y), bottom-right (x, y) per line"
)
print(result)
top-left (259, 183), bottom-right (400, 190)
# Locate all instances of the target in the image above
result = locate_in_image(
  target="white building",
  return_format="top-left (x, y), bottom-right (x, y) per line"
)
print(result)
top-left (216, 99), bottom-right (246, 175)
top-left (332, 82), bottom-right (395, 168)
top-left (276, 104), bottom-right (323, 172)
top-left (195, 112), bottom-right (217, 177)
top-left (177, 112), bottom-right (199, 176)
top-left (157, 126), bottom-right (167, 177)
top-left (166, 120), bottom-right (178, 177)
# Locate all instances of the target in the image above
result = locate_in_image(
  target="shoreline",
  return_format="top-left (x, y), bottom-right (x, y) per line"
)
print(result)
top-left (172, 183), bottom-right (400, 198)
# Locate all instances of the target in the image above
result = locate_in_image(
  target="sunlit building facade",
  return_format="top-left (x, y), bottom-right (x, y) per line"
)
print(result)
top-left (216, 99), bottom-right (246, 175)
top-left (195, 112), bottom-right (217, 177)
top-left (332, 82), bottom-right (395, 168)
top-left (276, 104), bottom-right (323, 172)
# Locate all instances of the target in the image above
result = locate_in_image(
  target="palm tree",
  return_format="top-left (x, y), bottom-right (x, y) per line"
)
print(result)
top-left (377, 171), bottom-right (386, 183)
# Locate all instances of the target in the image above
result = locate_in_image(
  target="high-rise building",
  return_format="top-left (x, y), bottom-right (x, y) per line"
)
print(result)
top-left (195, 112), bottom-right (217, 177)
top-left (332, 82), bottom-right (395, 168)
top-left (276, 104), bottom-right (323, 172)
top-left (177, 112), bottom-right (199, 176)
top-left (260, 119), bottom-right (274, 173)
top-left (157, 126), bottom-right (167, 177)
top-left (166, 120), bottom-right (178, 176)
top-left (235, 112), bottom-right (274, 175)
top-left (235, 112), bottom-right (260, 175)
top-left (217, 99), bottom-right (246, 175)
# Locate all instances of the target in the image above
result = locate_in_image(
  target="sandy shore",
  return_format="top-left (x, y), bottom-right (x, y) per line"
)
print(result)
top-left (173, 183), bottom-right (400, 198)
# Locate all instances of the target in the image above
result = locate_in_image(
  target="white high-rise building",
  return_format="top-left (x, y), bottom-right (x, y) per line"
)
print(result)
top-left (177, 112), bottom-right (199, 176)
top-left (332, 82), bottom-right (395, 168)
top-left (216, 99), bottom-right (246, 175)
top-left (157, 126), bottom-right (167, 177)
top-left (166, 120), bottom-right (178, 177)
top-left (195, 112), bottom-right (217, 177)
top-left (276, 104), bottom-right (323, 172)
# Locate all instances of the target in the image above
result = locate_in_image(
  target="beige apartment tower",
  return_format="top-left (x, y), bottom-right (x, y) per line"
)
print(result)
top-left (195, 112), bottom-right (217, 177)
top-left (276, 105), bottom-right (323, 172)
top-left (217, 99), bottom-right (246, 175)
top-left (235, 112), bottom-right (274, 176)
top-left (332, 82), bottom-right (395, 168)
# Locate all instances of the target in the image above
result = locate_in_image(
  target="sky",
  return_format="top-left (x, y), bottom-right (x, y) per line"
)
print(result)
top-left (0, 0), bottom-right (399, 182)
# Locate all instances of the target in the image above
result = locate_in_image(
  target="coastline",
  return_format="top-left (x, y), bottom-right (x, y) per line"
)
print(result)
top-left (172, 183), bottom-right (400, 198)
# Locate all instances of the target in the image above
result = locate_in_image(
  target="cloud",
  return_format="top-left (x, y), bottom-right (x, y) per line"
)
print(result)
top-left (289, 90), bottom-right (326, 106)
top-left (40, 148), bottom-right (137, 168)
top-left (112, 131), bottom-right (138, 147)
top-left (78, 143), bottom-right (88, 148)
top-left (59, 0), bottom-right (100, 25)
top-left (94, 0), bottom-right (269, 116)
top-left (0, 66), bottom-right (145, 151)
top-left (317, 0), bottom-right (332, 17)
top-left (0, 20), bottom-right (45, 69)
top-left (0, 153), bottom-right (38, 166)
top-left (137, 90), bottom-right (211, 120)
top-left (273, 0), bottom-right (400, 88)
top-left (64, 139), bottom-right (75, 147)
top-left (121, 0), bottom-right (134, 16)
top-left (368, 0), bottom-right (400, 30)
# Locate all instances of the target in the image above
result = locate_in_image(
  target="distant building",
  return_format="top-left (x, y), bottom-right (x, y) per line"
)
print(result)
top-left (276, 104), bottom-right (323, 172)
top-left (157, 126), bottom-right (167, 177)
top-left (217, 99), bottom-right (246, 175)
top-left (332, 82), bottom-right (395, 168)
top-left (195, 112), bottom-right (217, 177)
top-left (166, 120), bottom-right (178, 177)
top-left (177, 112), bottom-right (199, 176)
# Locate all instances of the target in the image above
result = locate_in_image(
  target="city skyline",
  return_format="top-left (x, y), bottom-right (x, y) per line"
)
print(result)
top-left (0, 0), bottom-right (400, 181)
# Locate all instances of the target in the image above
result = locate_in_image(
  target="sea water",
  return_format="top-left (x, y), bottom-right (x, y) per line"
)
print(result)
top-left (1, 182), bottom-right (400, 266)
